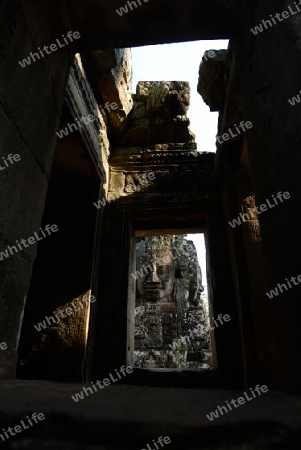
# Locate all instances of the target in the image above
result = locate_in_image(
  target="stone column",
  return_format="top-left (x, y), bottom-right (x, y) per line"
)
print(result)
top-left (0, 0), bottom-right (72, 378)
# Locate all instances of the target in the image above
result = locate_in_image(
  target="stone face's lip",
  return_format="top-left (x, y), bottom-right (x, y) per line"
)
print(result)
top-left (143, 285), bottom-right (163, 291)
top-left (143, 288), bottom-right (162, 298)
top-left (144, 285), bottom-right (163, 289)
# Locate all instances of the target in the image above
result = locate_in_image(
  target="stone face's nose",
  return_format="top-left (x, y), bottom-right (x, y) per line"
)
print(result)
top-left (147, 265), bottom-right (161, 283)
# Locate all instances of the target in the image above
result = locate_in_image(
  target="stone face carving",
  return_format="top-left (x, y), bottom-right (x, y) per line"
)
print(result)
top-left (136, 238), bottom-right (177, 302)
top-left (134, 235), bottom-right (212, 369)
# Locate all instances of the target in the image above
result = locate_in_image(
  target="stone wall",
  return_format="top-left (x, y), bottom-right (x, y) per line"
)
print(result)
top-left (0, 0), bottom-right (72, 379)
top-left (16, 53), bottom-right (109, 381)
top-left (197, 0), bottom-right (301, 392)
top-left (236, 1), bottom-right (301, 391)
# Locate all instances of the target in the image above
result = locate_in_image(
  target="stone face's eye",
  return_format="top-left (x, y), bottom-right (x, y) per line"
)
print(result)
top-left (156, 265), bottom-right (171, 275)
top-left (175, 269), bottom-right (182, 278)
top-left (156, 266), bottom-right (165, 274)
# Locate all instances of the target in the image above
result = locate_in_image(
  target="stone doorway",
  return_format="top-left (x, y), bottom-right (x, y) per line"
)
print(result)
top-left (133, 234), bottom-right (213, 371)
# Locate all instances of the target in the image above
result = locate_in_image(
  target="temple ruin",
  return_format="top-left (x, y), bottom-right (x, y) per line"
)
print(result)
top-left (0, 0), bottom-right (301, 448)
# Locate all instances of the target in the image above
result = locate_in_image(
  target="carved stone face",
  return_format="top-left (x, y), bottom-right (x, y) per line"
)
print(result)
top-left (137, 251), bottom-right (175, 301)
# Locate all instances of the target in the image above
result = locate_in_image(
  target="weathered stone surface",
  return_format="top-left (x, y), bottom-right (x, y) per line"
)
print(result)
top-left (18, 292), bottom-right (93, 381)
top-left (136, 81), bottom-right (190, 116)
top-left (129, 101), bottom-right (147, 120)
top-left (197, 50), bottom-right (228, 112)
top-left (114, 117), bottom-right (151, 146)
top-left (82, 48), bottom-right (133, 135)
top-left (152, 116), bottom-right (194, 144)
top-left (116, 81), bottom-right (195, 146)
top-left (67, 55), bottom-right (109, 178)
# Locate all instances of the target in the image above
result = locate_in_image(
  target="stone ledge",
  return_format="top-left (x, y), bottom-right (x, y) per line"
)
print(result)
top-left (109, 148), bottom-right (215, 170)
top-left (0, 382), bottom-right (300, 449)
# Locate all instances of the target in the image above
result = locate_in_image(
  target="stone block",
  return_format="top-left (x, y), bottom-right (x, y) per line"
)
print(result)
top-left (0, 110), bottom-right (48, 261)
top-left (83, 49), bottom-right (133, 134)
top-left (0, 10), bottom-right (67, 177)
top-left (160, 303), bottom-right (177, 312)
top-left (147, 81), bottom-right (190, 117)
top-left (0, 248), bottom-right (34, 378)
top-left (109, 171), bottom-right (125, 196)
top-left (152, 117), bottom-right (195, 144)
top-left (115, 118), bottom-right (151, 146)
top-left (130, 102), bottom-right (147, 120)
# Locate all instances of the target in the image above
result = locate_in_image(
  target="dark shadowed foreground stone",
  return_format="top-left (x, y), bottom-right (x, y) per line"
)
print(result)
top-left (0, 381), bottom-right (300, 449)
top-left (197, 50), bottom-right (228, 112)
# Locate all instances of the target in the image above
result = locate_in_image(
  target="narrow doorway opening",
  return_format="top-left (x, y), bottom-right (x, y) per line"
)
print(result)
top-left (133, 233), bottom-right (213, 371)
